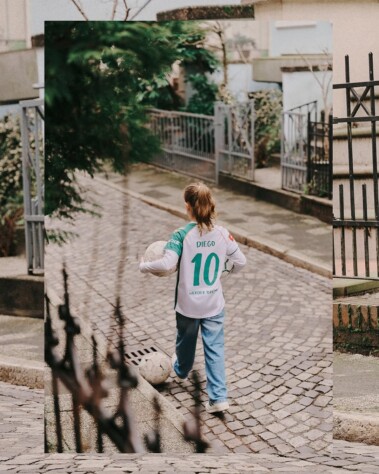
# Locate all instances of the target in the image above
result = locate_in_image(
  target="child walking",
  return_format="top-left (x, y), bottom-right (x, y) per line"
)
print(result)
top-left (139, 182), bottom-right (246, 413)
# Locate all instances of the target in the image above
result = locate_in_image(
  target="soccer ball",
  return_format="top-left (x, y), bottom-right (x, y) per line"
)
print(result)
top-left (143, 240), bottom-right (177, 277)
top-left (221, 258), bottom-right (234, 278)
top-left (138, 352), bottom-right (171, 385)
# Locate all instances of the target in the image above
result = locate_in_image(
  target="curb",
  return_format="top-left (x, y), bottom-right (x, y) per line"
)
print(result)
top-left (0, 355), bottom-right (44, 389)
top-left (0, 276), bottom-right (44, 319)
top-left (95, 176), bottom-right (332, 279)
top-left (334, 411), bottom-right (379, 445)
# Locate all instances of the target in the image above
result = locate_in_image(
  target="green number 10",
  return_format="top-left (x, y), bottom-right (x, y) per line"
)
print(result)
top-left (191, 252), bottom-right (220, 286)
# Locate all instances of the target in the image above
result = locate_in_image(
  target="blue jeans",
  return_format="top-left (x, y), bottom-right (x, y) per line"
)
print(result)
top-left (173, 309), bottom-right (227, 403)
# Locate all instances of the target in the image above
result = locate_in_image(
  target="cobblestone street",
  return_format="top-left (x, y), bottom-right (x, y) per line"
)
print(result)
top-left (45, 174), bottom-right (333, 459)
top-left (1, 383), bottom-right (379, 472)
top-left (0, 381), bottom-right (43, 458)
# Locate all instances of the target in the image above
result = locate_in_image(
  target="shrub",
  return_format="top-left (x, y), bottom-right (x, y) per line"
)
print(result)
top-left (250, 89), bottom-right (282, 168)
top-left (0, 115), bottom-right (24, 256)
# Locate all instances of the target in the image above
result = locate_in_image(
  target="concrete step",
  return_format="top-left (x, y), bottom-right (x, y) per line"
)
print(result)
top-left (333, 133), bottom-right (379, 168)
top-left (0, 276), bottom-right (44, 318)
top-left (45, 382), bottom-right (195, 453)
top-left (0, 314), bottom-right (44, 388)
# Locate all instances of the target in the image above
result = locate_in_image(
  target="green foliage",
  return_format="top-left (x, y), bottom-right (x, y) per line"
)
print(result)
top-left (0, 196), bottom-right (24, 257)
top-left (0, 115), bottom-right (23, 208)
top-left (45, 21), bottom-right (219, 220)
top-left (0, 115), bottom-right (24, 256)
top-left (251, 89), bottom-right (282, 168)
top-left (185, 74), bottom-right (219, 116)
top-left (136, 22), bottom-right (219, 111)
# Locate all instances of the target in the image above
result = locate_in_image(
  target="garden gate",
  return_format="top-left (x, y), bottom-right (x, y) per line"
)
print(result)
top-left (281, 101), bottom-right (318, 193)
top-left (148, 101), bottom-right (255, 184)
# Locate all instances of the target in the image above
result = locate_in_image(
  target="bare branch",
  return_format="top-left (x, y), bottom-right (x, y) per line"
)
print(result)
top-left (111, 0), bottom-right (119, 20)
top-left (122, 0), bottom-right (130, 21)
top-left (70, 0), bottom-right (89, 20)
top-left (295, 48), bottom-right (333, 117)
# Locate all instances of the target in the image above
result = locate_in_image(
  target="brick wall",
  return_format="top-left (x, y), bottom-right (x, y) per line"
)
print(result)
top-left (333, 302), bottom-right (379, 356)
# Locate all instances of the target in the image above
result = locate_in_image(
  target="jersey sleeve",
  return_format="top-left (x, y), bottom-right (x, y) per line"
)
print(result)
top-left (225, 230), bottom-right (246, 273)
top-left (164, 228), bottom-right (185, 257)
top-left (139, 249), bottom-right (179, 274)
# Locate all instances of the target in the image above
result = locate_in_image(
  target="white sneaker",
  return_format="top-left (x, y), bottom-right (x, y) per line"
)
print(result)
top-left (205, 400), bottom-right (229, 413)
top-left (171, 353), bottom-right (187, 381)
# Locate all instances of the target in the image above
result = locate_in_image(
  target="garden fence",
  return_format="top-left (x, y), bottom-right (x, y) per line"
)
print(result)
top-left (20, 98), bottom-right (44, 274)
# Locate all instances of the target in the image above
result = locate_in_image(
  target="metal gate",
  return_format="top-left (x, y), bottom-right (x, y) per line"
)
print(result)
top-left (333, 53), bottom-right (379, 279)
top-left (148, 102), bottom-right (255, 184)
top-left (20, 98), bottom-right (44, 275)
top-left (216, 101), bottom-right (255, 181)
top-left (281, 101), bottom-right (318, 193)
top-left (149, 109), bottom-right (217, 183)
top-left (307, 113), bottom-right (333, 199)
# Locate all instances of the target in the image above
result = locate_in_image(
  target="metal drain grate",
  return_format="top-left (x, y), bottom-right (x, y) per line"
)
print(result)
top-left (124, 346), bottom-right (165, 366)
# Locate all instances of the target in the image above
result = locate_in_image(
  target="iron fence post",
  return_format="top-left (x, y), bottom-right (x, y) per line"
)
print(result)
top-left (307, 111), bottom-right (312, 186)
top-left (214, 102), bottom-right (222, 186)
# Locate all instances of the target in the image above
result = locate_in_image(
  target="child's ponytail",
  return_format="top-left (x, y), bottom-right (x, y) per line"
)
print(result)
top-left (184, 183), bottom-right (216, 234)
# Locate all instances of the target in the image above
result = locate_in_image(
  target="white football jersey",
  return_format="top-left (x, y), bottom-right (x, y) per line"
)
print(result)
top-left (164, 222), bottom-right (246, 318)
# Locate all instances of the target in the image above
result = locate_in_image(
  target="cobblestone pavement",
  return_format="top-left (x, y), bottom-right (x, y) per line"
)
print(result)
top-left (2, 380), bottom-right (379, 472)
top-left (46, 174), bottom-right (333, 459)
top-left (46, 174), bottom-right (332, 456)
top-left (0, 381), bottom-right (44, 457)
top-left (1, 442), bottom-right (379, 473)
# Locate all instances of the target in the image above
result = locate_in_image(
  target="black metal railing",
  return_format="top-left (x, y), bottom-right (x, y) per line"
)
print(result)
top-left (333, 52), bottom-right (379, 279)
top-left (307, 112), bottom-right (333, 199)
top-left (281, 100), bottom-right (332, 198)
top-left (45, 268), bottom-right (208, 453)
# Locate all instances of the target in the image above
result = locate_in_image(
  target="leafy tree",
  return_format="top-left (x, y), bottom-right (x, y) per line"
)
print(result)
top-left (45, 21), bottom-right (219, 220)
top-left (185, 74), bottom-right (219, 116)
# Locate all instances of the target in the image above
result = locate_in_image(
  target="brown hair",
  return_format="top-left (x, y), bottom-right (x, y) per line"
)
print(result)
top-left (184, 182), bottom-right (216, 234)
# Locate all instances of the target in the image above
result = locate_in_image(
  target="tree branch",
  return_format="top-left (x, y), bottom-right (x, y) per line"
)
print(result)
top-left (122, 0), bottom-right (130, 21)
top-left (69, 0), bottom-right (89, 20)
top-left (111, 0), bottom-right (119, 20)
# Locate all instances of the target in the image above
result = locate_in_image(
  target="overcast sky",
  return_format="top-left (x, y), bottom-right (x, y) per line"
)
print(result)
top-left (29, 0), bottom-right (241, 35)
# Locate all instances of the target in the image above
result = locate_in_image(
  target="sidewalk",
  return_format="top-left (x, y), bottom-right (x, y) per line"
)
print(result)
top-left (0, 314), bottom-right (43, 388)
top-left (98, 163), bottom-right (331, 278)
top-left (334, 352), bottom-right (379, 445)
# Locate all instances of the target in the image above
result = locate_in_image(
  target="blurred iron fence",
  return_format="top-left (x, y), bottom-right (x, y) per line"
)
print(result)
top-left (45, 268), bottom-right (208, 453)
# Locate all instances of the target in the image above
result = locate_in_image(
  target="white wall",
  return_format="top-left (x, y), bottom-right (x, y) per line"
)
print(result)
top-left (29, 0), bottom-right (242, 33)
top-left (282, 70), bottom-right (332, 116)
top-left (270, 20), bottom-right (332, 57)
top-left (209, 63), bottom-right (279, 101)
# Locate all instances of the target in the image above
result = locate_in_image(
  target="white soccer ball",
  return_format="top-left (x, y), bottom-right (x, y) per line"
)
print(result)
top-left (221, 258), bottom-right (234, 278)
top-left (143, 240), bottom-right (177, 277)
top-left (138, 352), bottom-right (171, 385)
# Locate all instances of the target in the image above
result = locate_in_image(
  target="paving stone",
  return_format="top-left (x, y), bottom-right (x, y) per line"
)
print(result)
top-left (43, 174), bottom-right (334, 460)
